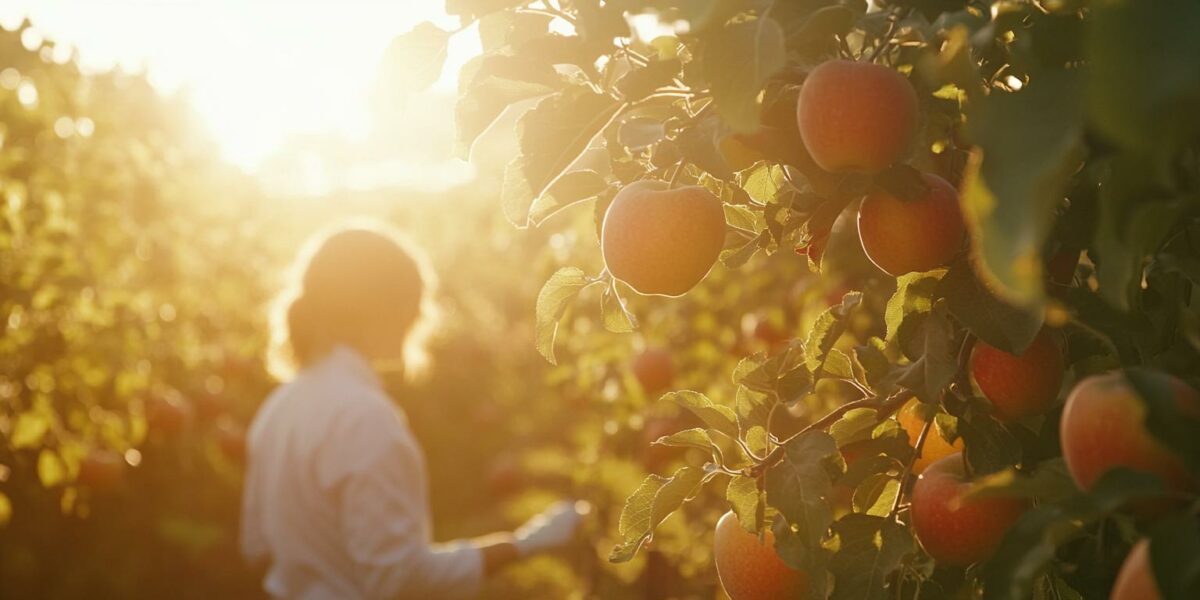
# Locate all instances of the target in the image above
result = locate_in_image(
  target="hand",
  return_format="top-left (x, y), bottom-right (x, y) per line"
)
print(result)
top-left (513, 500), bottom-right (586, 557)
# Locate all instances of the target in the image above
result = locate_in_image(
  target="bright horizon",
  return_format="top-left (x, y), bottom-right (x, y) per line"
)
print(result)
top-left (2, 1), bottom-right (482, 173)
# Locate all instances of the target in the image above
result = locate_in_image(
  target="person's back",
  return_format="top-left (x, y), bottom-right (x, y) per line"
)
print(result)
top-left (240, 220), bottom-right (582, 600)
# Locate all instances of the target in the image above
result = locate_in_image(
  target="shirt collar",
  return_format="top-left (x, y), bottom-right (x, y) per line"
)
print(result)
top-left (322, 344), bottom-right (383, 390)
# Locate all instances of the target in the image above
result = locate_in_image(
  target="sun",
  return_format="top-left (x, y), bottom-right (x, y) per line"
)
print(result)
top-left (3, 1), bottom-right (481, 172)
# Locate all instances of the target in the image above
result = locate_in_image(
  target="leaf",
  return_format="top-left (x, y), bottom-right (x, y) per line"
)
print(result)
top-left (1126, 368), bottom-right (1200, 469)
top-left (726, 475), bottom-right (765, 533)
top-left (503, 86), bottom-right (622, 227)
top-left (664, 390), bottom-right (739, 440)
top-left (893, 302), bottom-right (957, 404)
top-left (961, 69), bottom-right (1083, 305)
top-left (823, 348), bottom-right (854, 379)
top-left (534, 267), bottom-right (591, 363)
top-left (829, 408), bottom-right (880, 448)
top-left (528, 170), bottom-right (609, 225)
top-left (615, 58), bottom-right (682, 102)
top-left (676, 114), bottom-right (736, 181)
top-left (720, 231), bottom-right (767, 269)
top-left (600, 282), bottom-right (637, 333)
top-left (1087, 0), bottom-right (1200, 155)
top-left (957, 405), bottom-right (1022, 476)
top-left (765, 431), bottom-right (837, 570)
top-left (444, 0), bottom-right (527, 18)
top-left (10, 411), bottom-right (50, 450)
top-left (0, 491), bottom-right (10, 527)
top-left (701, 17), bottom-right (786, 132)
top-left (829, 515), bottom-right (914, 600)
top-left (962, 459), bottom-right (1077, 506)
top-left (851, 340), bottom-right (891, 393)
top-left (851, 474), bottom-right (900, 517)
top-left (884, 271), bottom-right (943, 343)
top-left (37, 449), bottom-right (66, 487)
top-left (736, 387), bottom-right (773, 455)
top-left (654, 428), bottom-right (718, 454)
top-left (937, 256), bottom-right (1044, 354)
top-left (1034, 573), bottom-right (1083, 600)
top-left (378, 22), bottom-right (451, 93)
top-left (454, 55), bottom-right (557, 158)
top-left (804, 292), bottom-right (863, 372)
top-left (981, 469), bottom-right (1166, 600)
top-left (610, 466), bottom-right (706, 562)
top-left (1148, 512), bottom-right (1200, 600)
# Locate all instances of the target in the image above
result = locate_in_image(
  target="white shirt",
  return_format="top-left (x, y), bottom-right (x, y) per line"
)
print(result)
top-left (240, 346), bottom-right (484, 600)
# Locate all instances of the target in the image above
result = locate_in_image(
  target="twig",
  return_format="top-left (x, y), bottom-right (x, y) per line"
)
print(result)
top-left (749, 388), bottom-right (910, 477)
top-left (889, 416), bottom-right (932, 519)
top-left (866, 8), bottom-right (910, 64)
top-left (668, 160), bottom-right (688, 188)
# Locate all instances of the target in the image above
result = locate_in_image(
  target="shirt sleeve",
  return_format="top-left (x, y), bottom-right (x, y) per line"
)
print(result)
top-left (238, 457), bottom-right (269, 563)
top-left (326, 399), bottom-right (484, 600)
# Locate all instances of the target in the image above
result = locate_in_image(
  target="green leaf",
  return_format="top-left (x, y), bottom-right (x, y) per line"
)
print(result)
top-left (701, 17), bottom-right (786, 132)
top-left (454, 55), bottom-right (557, 159)
top-left (615, 58), bottom-right (682, 102)
top-left (981, 469), bottom-right (1166, 600)
top-left (11, 411), bottom-right (50, 449)
top-left (503, 86), bottom-right (622, 227)
top-left (884, 271), bottom-right (943, 343)
top-left (600, 283), bottom-right (637, 333)
top-left (962, 459), bottom-right (1078, 506)
top-left (851, 474), bottom-right (899, 518)
top-left (720, 231), bottom-right (767, 269)
top-left (653, 427), bottom-right (718, 456)
top-left (534, 267), bottom-right (591, 364)
top-left (766, 431), bottom-right (837, 570)
top-left (851, 340), bottom-right (891, 393)
top-left (610, 466), bottom-right (706, 562)
top-left (823, 348), bottom-right (854, 379)
top-left (829, 408), bottom-right (880, 449)
top-left (1034, 573), bottom-right (1083, 600)
top-left (893, 302), bottom-right (957, 404)
top-left (378, 22), bottom-right (451, 93)
top-left (37, 449), bottom-right (67, 487)
top-left (1126, 368), bottom-right (1200, 469)
top-left (829, 515), bottom-right (914, 600)
top-left (528, 170), bottom-right (609, 225)
top-left (937, 256), bottom-right (1044, 354)
top-left (726, 475), bottom-right (765, 533)
top-left (1088, 0), bottom-right (1200, 155)
top-left (742, 163), bottom-right (786, 204)
top-left (1148, 512), bottom-right (1200, 600)
top-left (804, 292), bottom-right (863, 372)
top-left (961, 69), bottom-right (1083, 305)
top-left (957, 406), bottom-right (1022, 476)
top-left (664, 390), bottom-right (739, 440)
top-left (736, 387), bottom-right (773, 455)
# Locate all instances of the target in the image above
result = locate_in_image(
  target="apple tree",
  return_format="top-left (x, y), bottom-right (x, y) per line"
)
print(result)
top-left (423, 0), bottom-right (1200, 597)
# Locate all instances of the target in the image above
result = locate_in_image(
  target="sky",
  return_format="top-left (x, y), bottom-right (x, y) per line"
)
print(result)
top-left (1, 1), bottom-right (482, 174)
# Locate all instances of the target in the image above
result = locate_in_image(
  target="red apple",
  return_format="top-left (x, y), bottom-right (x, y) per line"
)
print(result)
top-left (858, 173), bottom-right (965, 276)
top-left (632, 348), bottom-right (675, 396)
top-left (910, 453), bottom-right (1028, 566)
top-left (1060, 371), bottom-right (1199, 492)
top-left (714, 511), bottom-right (808, 600)
top-left (1111, 539), bottom-right (1161, 600)
top-left (970, 328), bottom-right (1065, 422)
top-left (797, 60), bottom-right (920, 174)
top-left (601, 181), bottom-right (727, 296)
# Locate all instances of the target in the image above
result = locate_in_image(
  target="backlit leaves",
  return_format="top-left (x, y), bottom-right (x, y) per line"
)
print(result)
top-left (610, 466), bottom-right (706, 562)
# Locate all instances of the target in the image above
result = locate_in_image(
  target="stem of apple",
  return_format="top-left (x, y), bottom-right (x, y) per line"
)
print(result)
top-left (889, 416), bottom-right (932, 519)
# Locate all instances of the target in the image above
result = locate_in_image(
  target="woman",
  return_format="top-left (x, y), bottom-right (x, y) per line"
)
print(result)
top-left (241, 220), bottom-right (582, 599)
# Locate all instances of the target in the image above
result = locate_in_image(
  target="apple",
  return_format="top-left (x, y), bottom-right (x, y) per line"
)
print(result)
top-left (632, 348), bottom-right (675, 396)
top-left (857, 173), bottom-right (965, 276)
top-left (601, 181), bottom-right (727, 296)
top-left (910, 453), bottom-right (1028, 566)
top-left (1060, 371), bottom-right (1199, 492)
top-left (970, 328), bottom-right (1065, 422)
top-left (714, 511), bottom-right (808, 600)
top-left (146, 394), bottom-right (195, 436)
top-left (77, 449), bottom-right (126, 491)
top-left (897, 398), bottom-right (964, 474)
top-left (1111, 539), bottom-right (1161, 600)
top-left (797, 60), bottom-right (919, 173)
